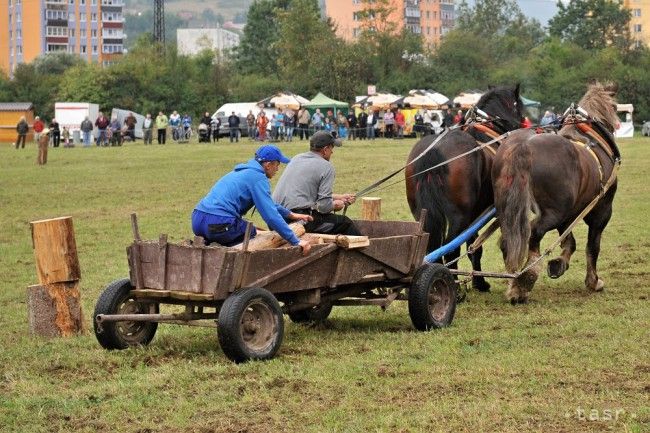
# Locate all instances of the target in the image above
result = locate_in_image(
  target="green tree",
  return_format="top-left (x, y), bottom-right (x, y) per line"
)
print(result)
top-left (356, 0), bottom-right (398, 35)
top-left (234, 0), bottom-right (291, 76)
top-left (548, 0), bottom-right (631, 50)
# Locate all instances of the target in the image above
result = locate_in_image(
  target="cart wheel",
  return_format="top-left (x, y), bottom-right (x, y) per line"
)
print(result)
top-left (287, 302), bottom-right (333, 324)
top-left (408, 263), bottom-right (457, 331)
top-left (217, 287), bottom-right (284, 363)
top-left (93, 278), bottom-right (159, 350)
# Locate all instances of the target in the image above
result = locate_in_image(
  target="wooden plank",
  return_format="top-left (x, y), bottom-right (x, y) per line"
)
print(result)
top-left (189, 247), bottom-right (203, 293)
top-left (157, 234), bottom-right (168, 290)
top-left (30, 216), bottom-right (80, 284)
top-left (244, 244), bottom-right (337, 289)
top-left (127, 243), bottom-right (145, 289)
top-left (310, 234), bottom-right (370, 249)
top-left (132, 289), bottom-right (171, 298)
top-left (231, 223), bottom-right (305, 251)
top-left (130, 213), bottom-right (141, 241)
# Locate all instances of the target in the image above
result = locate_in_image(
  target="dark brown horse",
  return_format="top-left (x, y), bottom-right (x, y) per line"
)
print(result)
top-left (492, 82), bottom-right (620, 303)
top-left (405, 85), bottom-right (525, 292)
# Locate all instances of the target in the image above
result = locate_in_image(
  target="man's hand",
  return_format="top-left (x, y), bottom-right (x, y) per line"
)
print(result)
top-left (289, 212), bottom-right (313, 223)
top-left (298, 239), bottom-right (312, 256)
top-left (341, 194), bottom-right (356, 205)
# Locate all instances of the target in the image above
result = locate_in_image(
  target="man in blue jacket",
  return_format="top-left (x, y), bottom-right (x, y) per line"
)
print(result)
top-left (192, 145), bottom-right (312, 255)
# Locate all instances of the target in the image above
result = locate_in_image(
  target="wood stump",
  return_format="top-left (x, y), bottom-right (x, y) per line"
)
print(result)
top-left (28, 216), bottom-right (85, 337)
top-left (361, 197), bottom-right (381, 221)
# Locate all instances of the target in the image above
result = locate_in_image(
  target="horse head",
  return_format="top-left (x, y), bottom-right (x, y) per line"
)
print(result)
top-left (579, 81), bottom-right (619, 133)
top-left (476, 84), bottom-right (525, 132)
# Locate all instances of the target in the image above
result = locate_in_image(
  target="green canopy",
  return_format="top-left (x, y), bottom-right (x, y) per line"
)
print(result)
top-left (304, 92), bottom-right (349, 116)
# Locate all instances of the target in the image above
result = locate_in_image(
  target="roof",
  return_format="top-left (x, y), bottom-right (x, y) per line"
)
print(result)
top-left (0, 102), bottom-right (34, 111)
top-left (304, 92), bottom-right (348, 109)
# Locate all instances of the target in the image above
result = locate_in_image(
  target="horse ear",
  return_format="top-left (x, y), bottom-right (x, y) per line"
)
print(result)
top-left (514, 83), bottom-right (521, 97)
top-left (487, 84), bottom-right (495, 90)
top-left (603, 81), bottom-right (619, 95)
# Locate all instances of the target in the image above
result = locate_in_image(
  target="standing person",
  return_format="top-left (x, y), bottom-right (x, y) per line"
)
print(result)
top-left (383, 109), bottom-right (395, 138)
top-left (49, 118), bottom-right (61, 148)
top-left (155, 111), bottom-right (168, 144)
top-left (273, 131), bottom-right (360, 236)
top-left (15, 116), bottom-right (29, 149)
top-left (80, 116), bottom-right (94, 147)
top-left (443, 109), bottom-right (454, 130)
top-left (37, 128), bottom-right (50, 165)
top-left (414, 110), bottom-right (424, 137)
top-left (284, 109), bottom-right (295, 142)
top-left (275, 109), bottom-right (285, 141)
top-left (228, 111), bottom-right (240, 143)
top-left (124, 112), bottom-right (137, 142)
top-left (181, 113), bottom-right (192, 140)
top-left (311, 108), bottom-right (323, 132)
top-left (142, 113), bottom-right (153, 144)
top-left (395, 108), bottom-right (405, 139)
top-left (337, 111), bottom-right (348, 139)
top-left (298, 108), bottom-right (310, 140)
top-left (346, 109), bottom-right (357, 140)
top-left (246, 110), bottom-right (256, 140)
top-left (357, 109), bottom-right (368, 140)
top-left (366, 110), bottom-right (377, 140)
top-left (95, 112), bottom-right (109, 146)
top-left (211, 116), bottom-right (221, 142)
top-left (109, 116), bottom-right (122, 146)
top-left (33, 116), bottom-right (44, 144)
top-left (62, 126), bottom-right (71, 147)
top-left (169, 110), bottom-right (181, 140)
top-left (256, 111), bottom-right (268, 141)
top-left (191, 145), bottom-right (313, 252)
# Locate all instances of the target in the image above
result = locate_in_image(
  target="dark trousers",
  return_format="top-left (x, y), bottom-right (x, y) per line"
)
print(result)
top-left (51, 131), bottom-right (61, 147)
top-left (293, 209), bottom-right (361, 236)
top-left (298, 123), bottom-right (310, 140)
top-left (15, 134), bottom-right (27, 148)
top-left (157, 128), bottom-right (166, 144)
top-left (229, 128), bottom-right (238, 142)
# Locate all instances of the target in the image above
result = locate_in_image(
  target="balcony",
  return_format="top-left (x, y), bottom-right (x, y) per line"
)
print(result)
top-left (101, 0), bottom-right (124, 5)
top-left (45, 0), bottom-right (66, 4)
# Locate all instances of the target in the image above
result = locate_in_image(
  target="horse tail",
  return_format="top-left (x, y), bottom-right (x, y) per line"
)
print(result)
top-left (494, 141), bottom-right (536, 273)
top-left (408, 146), bottom-right (451, 254)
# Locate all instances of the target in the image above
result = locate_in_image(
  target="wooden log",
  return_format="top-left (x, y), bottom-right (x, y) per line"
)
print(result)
top-left (27, 282), bottom-right (85, 337)
top-left (231, 223), bottom-right (305, 251)
top-left (361, 197), bottom-right (381, 221)
top-left (30, 216), bottom-right (80, 284)
top-left (309, 234), bottom-right (370, 249)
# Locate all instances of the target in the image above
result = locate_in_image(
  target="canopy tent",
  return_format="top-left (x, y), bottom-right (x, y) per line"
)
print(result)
top-left (258, 92), bottom-right (310, 110)
top-left (407, 90), bottom-right (450, 108)
top-left (615, 103), bottom-right (634, 138)
top-left (304, 92), bottom-right (349, 116)
top-left (453, 91), bottom-right (483, 109)
top-left (355, 93), bottom-right (402, 110)
top-left (520, 95), bottom-right (541, 120)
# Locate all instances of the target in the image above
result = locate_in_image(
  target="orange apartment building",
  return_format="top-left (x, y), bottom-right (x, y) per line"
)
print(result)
top-left (625, 0), bottom-right (650, 47)
top-left (0, 0), bottom-right (124, 75)
top-left (324, 0), bottom-right (455, 47)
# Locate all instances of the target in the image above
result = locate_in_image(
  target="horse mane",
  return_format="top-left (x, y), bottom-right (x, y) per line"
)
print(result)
top-left (578, 82), bottom-right (619, 132)
top-left (475, 84), bottom-right (524, 131)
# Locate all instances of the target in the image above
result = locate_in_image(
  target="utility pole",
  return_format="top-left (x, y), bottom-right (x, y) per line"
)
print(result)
top-left (153, 0), bottom-right (165, 45)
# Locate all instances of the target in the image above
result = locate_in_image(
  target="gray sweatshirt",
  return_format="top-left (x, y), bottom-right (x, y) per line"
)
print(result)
top-left (272, 151), bottom-right (335, 214)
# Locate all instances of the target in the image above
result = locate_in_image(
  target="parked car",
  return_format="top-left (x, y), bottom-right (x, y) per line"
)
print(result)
top-left (642, 121), bottom-right (650, 137)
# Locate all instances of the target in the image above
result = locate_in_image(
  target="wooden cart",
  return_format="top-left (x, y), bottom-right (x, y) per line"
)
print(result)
top-left (93, 215), bottom-right (458, 362)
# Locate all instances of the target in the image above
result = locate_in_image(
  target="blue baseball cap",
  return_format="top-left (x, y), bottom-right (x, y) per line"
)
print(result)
top-left (255, 145), bottom-right (291, 164)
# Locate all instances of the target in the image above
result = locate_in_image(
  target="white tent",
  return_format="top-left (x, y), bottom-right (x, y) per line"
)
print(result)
top-left (615, 103), bottom-right (634, 138)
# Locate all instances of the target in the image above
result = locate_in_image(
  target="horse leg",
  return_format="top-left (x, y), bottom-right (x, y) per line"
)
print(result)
top-left (584, 190), bottom-right (615, 292)
top-left (506, 226), bottom-right (544, 304)
top-left (547, 228), bottom-right (576, 279)
top-left (467, 236), bottom-right (490, 292)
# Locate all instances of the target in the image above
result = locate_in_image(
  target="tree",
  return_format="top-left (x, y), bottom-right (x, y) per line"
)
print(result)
top-left (234, 0), bottom-right (291, 76)
top-left (356, 0), bottom-right (398, 36)
top-left (549, 0), bottom-right (632, 50)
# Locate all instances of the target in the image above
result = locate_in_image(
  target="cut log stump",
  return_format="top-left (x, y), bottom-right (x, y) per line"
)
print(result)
top-left (27, 282), bottom-right (85, 337)
top-left (30, 216), bottom-right (81, 285)
top-left (361, 197), bottom-right (381, 221)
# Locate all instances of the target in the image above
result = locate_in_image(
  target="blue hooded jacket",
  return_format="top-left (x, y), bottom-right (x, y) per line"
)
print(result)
top-left (195, 159), bottom-right (299, 245)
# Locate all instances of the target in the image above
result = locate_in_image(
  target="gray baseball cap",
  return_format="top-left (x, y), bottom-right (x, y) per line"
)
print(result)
top-left (310, 131), bottom-right (342, 149)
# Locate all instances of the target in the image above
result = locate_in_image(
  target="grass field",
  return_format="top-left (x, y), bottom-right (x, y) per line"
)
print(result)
top-left (0, 136), bottom-right (648, 432)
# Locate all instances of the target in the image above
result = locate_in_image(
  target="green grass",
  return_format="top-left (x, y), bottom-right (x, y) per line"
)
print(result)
top-left (0, 137), bottom-right (648, 432)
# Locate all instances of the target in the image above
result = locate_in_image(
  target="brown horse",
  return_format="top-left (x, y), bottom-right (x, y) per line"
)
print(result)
top-left (492, 82), bottom-right (620, 304)
top-left (405, 85), bottom-right (525, 292)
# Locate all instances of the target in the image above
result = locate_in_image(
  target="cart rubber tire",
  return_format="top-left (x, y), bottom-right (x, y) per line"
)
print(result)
top-left (408, 263), bottom-right (457, 331)
top-left (287, 302), bottom-right (333, 324)
top-left (93, 278), bottom-right (158, 350)
top-left (218, 287), bottom-right (284, 363)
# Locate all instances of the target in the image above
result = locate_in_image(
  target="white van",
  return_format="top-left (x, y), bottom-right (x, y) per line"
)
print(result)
top-left (212, 103), bottom-right (277, 137)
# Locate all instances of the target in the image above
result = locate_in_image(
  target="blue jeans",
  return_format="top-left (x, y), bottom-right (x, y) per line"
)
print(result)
top-left (367, 125), bottom-right (375, 139)
top-left (82, 131), bottom-right (91, 146)
top-left (229, 128), bottom-right (239, 142)
top-left (96, 129), bottom-right (107, 146)
top-left (191, 210), bottom-right (256, 246)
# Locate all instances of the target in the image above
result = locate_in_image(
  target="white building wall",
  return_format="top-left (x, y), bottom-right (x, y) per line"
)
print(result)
top-left (176, 28), bottom-right (240, 56)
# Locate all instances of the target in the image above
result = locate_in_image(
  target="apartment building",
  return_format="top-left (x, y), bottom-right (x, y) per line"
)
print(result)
top-left (0, 0), bottom-right (124, 75)
top-left (625, 0), bottom-right (650, 47)
top-left (324, 0), bottom-right (455, 47)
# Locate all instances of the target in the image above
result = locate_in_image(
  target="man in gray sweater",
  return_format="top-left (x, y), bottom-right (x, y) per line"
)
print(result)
top-left (273, 131), bottom-right (361, 235)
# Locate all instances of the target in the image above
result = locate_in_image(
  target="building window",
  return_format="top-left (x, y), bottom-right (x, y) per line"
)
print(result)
top-left (17, 45), bottom-right (22, 54)
top-left (91, 29), bottom-right (97, 37)
top-left (91, 13), bottom-right (97, 21)
top-left (634, 9), bottom-right (641, 17)
top-left (81, 0), bottom-right (85, 4)
top-left (634, 24), bottom-right (642, 32)
top-left (69, 28), bottom-right (75, 37)
top-left (92, 45), bottom-right (97, 53)
top-left (80, 13), bottom-right (86, 21)
top-left (16, 12), bottom-right (21, 22)
top-left (81, 45), bottom-right (86, 53)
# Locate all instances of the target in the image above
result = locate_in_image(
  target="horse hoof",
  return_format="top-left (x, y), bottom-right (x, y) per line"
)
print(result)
top-left (472, 278), bottom-right (491, 293)
top-left (547, 258), bottom-right (568, 279)
top-left (593, 279), bottom-right (605, 292)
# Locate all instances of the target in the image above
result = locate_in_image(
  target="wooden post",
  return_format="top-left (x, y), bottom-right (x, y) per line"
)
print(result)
top-left (361, 197), bottom-right (381, 221)
top-left (28, 216), bottom-right (85, 337)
